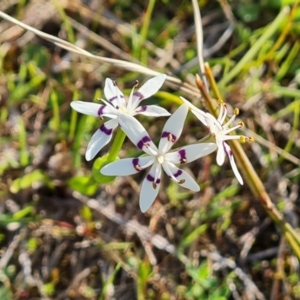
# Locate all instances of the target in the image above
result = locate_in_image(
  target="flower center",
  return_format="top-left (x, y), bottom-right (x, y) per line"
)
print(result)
top-left (119, 105), bottom-right (129, 114)
top-left (157, 154), bottom-right (164, 164)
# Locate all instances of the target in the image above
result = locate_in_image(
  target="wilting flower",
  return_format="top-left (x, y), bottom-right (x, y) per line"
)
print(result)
top-left (101, 103), bottom-right (217, 212)
top-left (181, 97), bottom-right (252, 185)
top-left (70, 74), bottom-right (170, 161)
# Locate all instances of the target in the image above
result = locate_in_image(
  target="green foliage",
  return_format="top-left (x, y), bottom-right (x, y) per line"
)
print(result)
top-left (10, 170), bottom-right (53, 193)
top-left (185, 261), bottom-right (231, 299)
top-left (92, 154), bottom-right (116, 184)
top-left (0, 0), bottom-right (300, 299)
top-left (67, 175), bottom-right (98, 196)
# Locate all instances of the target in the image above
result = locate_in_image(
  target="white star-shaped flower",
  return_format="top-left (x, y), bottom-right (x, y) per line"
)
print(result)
top-left (101, 103), bottom-right (217, 212)
top-left (70, 74), bottom-right (170, 161)
top-left (181, 97), bottom-right (252, 185)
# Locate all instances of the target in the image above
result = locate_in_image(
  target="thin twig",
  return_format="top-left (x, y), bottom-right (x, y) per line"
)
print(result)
top-left (191, 0), bottom-right (208, 90)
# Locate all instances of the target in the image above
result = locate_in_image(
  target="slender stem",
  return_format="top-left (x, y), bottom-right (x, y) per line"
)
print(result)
top-left (107, 128), bottom-right (126, 162)
top-left (204, 63), bottom-right (223, 102)
top-left (138, 0), bottom-right (156, 60)
top-left (195, 69), bottom-right (300, 259)
top-left (191, 0), bottom-right (208, 90)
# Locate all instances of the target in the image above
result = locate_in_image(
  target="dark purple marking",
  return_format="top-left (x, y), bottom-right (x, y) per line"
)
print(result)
top-left (134, 91), bottom-right (144, 101)
top-left (178, 149), bottom-right (187, 163)
top-left (108, 95), bottom-right (118, 102)
top-left (173, 169), bottom-right (183, 178)
top-left (132, 158), bottom-right (141, 171)
top-left (137, 136), bottom-right (151, 149)
top-left (109, 95), bottom-right (125, 103)
top-left (98, 105), bottom-right (105, 116)
top-left (146, 174), bottom-right (161, 184)
top-left (137, 105), bottom-right (147, 112)
top-left (222, 142), bottom-right (231, 156)
top-left (161, 131), bottom-right (177, 143)
top-left (100, 124), bottom-right (113, 135)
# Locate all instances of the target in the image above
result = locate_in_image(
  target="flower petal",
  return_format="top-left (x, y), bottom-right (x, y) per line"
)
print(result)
top-left (158, 103), bottom-right (188, 153)
top-left (135, 105), bottom-right (170, 117)
top-left (104, 78), bottom-right (126, 107)
top-left (131, 74), bottom-right (166, 108)
top-left (216, 141), bottom-right (226, 166)
top-left (165, 143), bottom-right (217, 164)
top-left (118, 113), bottom-right (158, 156)
top-left (140, 163), bottom-right (162, 212)
top-left (162, 163), bottom-right (200, 191)
top-left (101, 156), bottom-right (154, 176)
top-left (70, 101), bottom-right (102, 117)
top-left (224, 142), bottom-right (243, 185)
top-left (180, 97), bottom-right (208, 126)
top-left (85, 119), bottom-right (118, 161)
top-left (98, 99), bottom-right (119, 118)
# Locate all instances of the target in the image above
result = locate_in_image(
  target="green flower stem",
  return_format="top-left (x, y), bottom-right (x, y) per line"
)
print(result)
top-left (138, 0), bottom-right (156, 59)
top-left (107, 128), bottom-right (126, 163)
top-left (199, 66), bottom-right (300, 260)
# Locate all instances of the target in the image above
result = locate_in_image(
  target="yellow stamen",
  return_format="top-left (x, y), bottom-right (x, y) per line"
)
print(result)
top-left (238, 121), bottom-right (244, 128)
top-left (217, 99), bottom-right (224, 105)
top-left (234, 108), bottom-right (239, 115)
top-left (239, 136), bottom-right (246, 143)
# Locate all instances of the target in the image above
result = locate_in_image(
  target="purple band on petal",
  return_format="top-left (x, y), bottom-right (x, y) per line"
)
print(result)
top-left (134, 91), bottom-right (144, 101)
top-left (100, 124), bottom-right (113, 135)
top-left (173, 169), bottom-right (182, 178)
top-left (137, 105), bottom-right (147, 112)
top-left (109, 95), bottom-right (118, 102)
top-left (133, 158), bottom-right (139, 165)
top-left (98, 106), bottom-right (105, 116)
top-left (109, 95), bottom-right (125, 103)
top-left (161, 131), bottom-right (177, 143)
top-left (178, 149), bottom-right (187, 163)
top-left (137, 136), bottom-right (151, 149)
top-left (223, 142), bottom-right (231, 156)
top-left (132, 158), bottom-right (142, 171)
top-left (146, 174), bottom-right (161, 184)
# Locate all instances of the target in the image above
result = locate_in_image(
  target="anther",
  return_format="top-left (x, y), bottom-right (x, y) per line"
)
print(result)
top-left (238, 121), bottom-right (244, 128)
top-left (134, 164), bottom-right (142, 171)
top-left (168, 133), bottom-right (175, 142)
top-left (234, 108), bottom-right (239, 115)
top-left (239, 136), bottom-right (246, 143)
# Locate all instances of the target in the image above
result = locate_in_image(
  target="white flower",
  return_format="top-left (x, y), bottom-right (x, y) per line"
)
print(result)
top-left (70, 74), bottom-right (170, 161)
top-left (101, 103), bottom-right (217, 212)
top-left (181, 97), bottom-right (251, 185)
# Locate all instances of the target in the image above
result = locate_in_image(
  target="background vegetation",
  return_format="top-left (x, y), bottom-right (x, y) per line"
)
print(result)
top-left (0, 0), bottom-right (300, 299)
